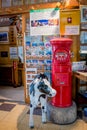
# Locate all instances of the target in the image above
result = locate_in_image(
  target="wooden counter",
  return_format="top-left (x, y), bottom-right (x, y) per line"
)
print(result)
top-left (73, 71), bottom-right (87, 103)
top-left (74, 71), bottom-right (87, 82)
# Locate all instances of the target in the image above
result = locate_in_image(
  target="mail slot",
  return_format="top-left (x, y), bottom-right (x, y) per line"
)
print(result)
top-left (50, 38), bottom-right (73, 107)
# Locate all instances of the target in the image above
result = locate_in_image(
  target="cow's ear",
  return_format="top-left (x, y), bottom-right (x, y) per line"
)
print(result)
top-left (29, 82), bottom-right (35, 94)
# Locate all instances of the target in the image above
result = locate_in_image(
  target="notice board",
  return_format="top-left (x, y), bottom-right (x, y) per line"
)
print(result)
top-left (60, 9), bottom-right (80, 35)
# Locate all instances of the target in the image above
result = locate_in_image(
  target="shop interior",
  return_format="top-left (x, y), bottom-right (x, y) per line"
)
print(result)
top-left (0, 14), bottom-right (24, 102)
top-left (0, 0), bottom-right (87, 123)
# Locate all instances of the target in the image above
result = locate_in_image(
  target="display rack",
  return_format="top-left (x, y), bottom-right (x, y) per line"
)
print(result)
top-left (77, 6), bottom-right (87, 105)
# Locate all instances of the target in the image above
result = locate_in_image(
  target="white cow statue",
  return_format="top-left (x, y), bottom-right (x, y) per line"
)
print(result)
top-left (29, 73), bottom-right (56, 128)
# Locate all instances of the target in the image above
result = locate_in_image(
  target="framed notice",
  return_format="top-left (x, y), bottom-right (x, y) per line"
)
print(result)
top-left (80, 5), bottom-right (87, 23)
top-left (0, 32), bottom-right (9, 43)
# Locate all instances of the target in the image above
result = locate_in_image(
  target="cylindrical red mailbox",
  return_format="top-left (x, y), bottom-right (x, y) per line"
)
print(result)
top-left (50, 38), bottom-right (73, 107)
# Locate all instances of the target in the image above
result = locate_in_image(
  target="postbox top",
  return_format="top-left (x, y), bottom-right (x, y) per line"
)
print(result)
top-left (50, 38), bottom-right (72, 46)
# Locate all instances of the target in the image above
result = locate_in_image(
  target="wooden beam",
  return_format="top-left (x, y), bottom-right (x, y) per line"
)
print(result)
top-left (0, 2), bottom-right (60, 15)
top-left (0, 0), bottom-right (1, 8)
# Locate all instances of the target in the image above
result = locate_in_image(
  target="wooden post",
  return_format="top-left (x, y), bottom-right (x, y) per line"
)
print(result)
top-left (69, 35), bottom-right (80, 100)
top-left (0, 0), bottom-right (1, 8)
top-left (70, 35), bottom-right (80, 62)
top-left (22, 13), bottom-right (30, 103)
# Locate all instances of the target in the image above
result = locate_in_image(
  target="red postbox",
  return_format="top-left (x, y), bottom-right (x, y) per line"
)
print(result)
top-left (50, 38), bottom-right (73, 107)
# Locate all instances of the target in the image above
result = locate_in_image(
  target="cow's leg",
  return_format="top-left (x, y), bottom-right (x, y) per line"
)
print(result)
top-left (29, 103), bottom-right (35, 128)
top-left (40, 97), bottom-right (47, 123)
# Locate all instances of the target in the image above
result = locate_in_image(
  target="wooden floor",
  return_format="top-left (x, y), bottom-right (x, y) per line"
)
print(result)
top-left (0, 85), bottom-right (24, 102)
top-left (0, 101), bottom-right (87, 130)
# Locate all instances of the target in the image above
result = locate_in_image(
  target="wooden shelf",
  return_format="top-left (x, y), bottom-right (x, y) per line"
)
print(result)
top-left (80, 29), bottom-right (87, 31)
top-left (80, 43), bottom-right (87, 45)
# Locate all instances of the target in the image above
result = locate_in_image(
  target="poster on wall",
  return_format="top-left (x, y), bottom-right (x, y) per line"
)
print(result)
top-left (18, 46), bottom-right (24, 63)
top-left (60, 9), bottom-right (80, 35)
top-left (9, 47), bottom-right (18, 59)
top-left (0, 32), bottom-right (9, 43)
top-left (30, 8), bottom-right (60, 36)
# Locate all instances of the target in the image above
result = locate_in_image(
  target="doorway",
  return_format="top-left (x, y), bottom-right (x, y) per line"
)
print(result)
top-left (0, 14), bottom-right (25, 103)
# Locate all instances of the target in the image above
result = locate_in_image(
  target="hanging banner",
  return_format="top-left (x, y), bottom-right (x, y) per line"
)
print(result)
top-left (30, 8), bottom-right (59, 36)
top-left (60, 9), bottom-right (80, 35)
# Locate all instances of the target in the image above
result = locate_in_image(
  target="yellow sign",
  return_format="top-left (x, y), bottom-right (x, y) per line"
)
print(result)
top-left (60, 9), bottom-right (80, 35)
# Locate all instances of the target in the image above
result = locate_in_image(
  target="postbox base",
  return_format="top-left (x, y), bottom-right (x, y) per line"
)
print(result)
top-left (47, 101), bottom-right (77, 125)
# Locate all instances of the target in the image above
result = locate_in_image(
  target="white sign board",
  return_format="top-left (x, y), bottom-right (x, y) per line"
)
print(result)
top-left (30, 8), bottom-right (60, 36)
top-left (10, 47), bottom-right (18, 59)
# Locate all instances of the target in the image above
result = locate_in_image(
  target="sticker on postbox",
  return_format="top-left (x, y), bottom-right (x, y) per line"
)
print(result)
top-left (55, 50), bottom-right (69, 64)
top-left (56, 73), bottom-right (69, 86)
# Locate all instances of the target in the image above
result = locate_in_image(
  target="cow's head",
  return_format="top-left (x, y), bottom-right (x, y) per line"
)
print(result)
top-left (37, 73), bottom-right (56, 97)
